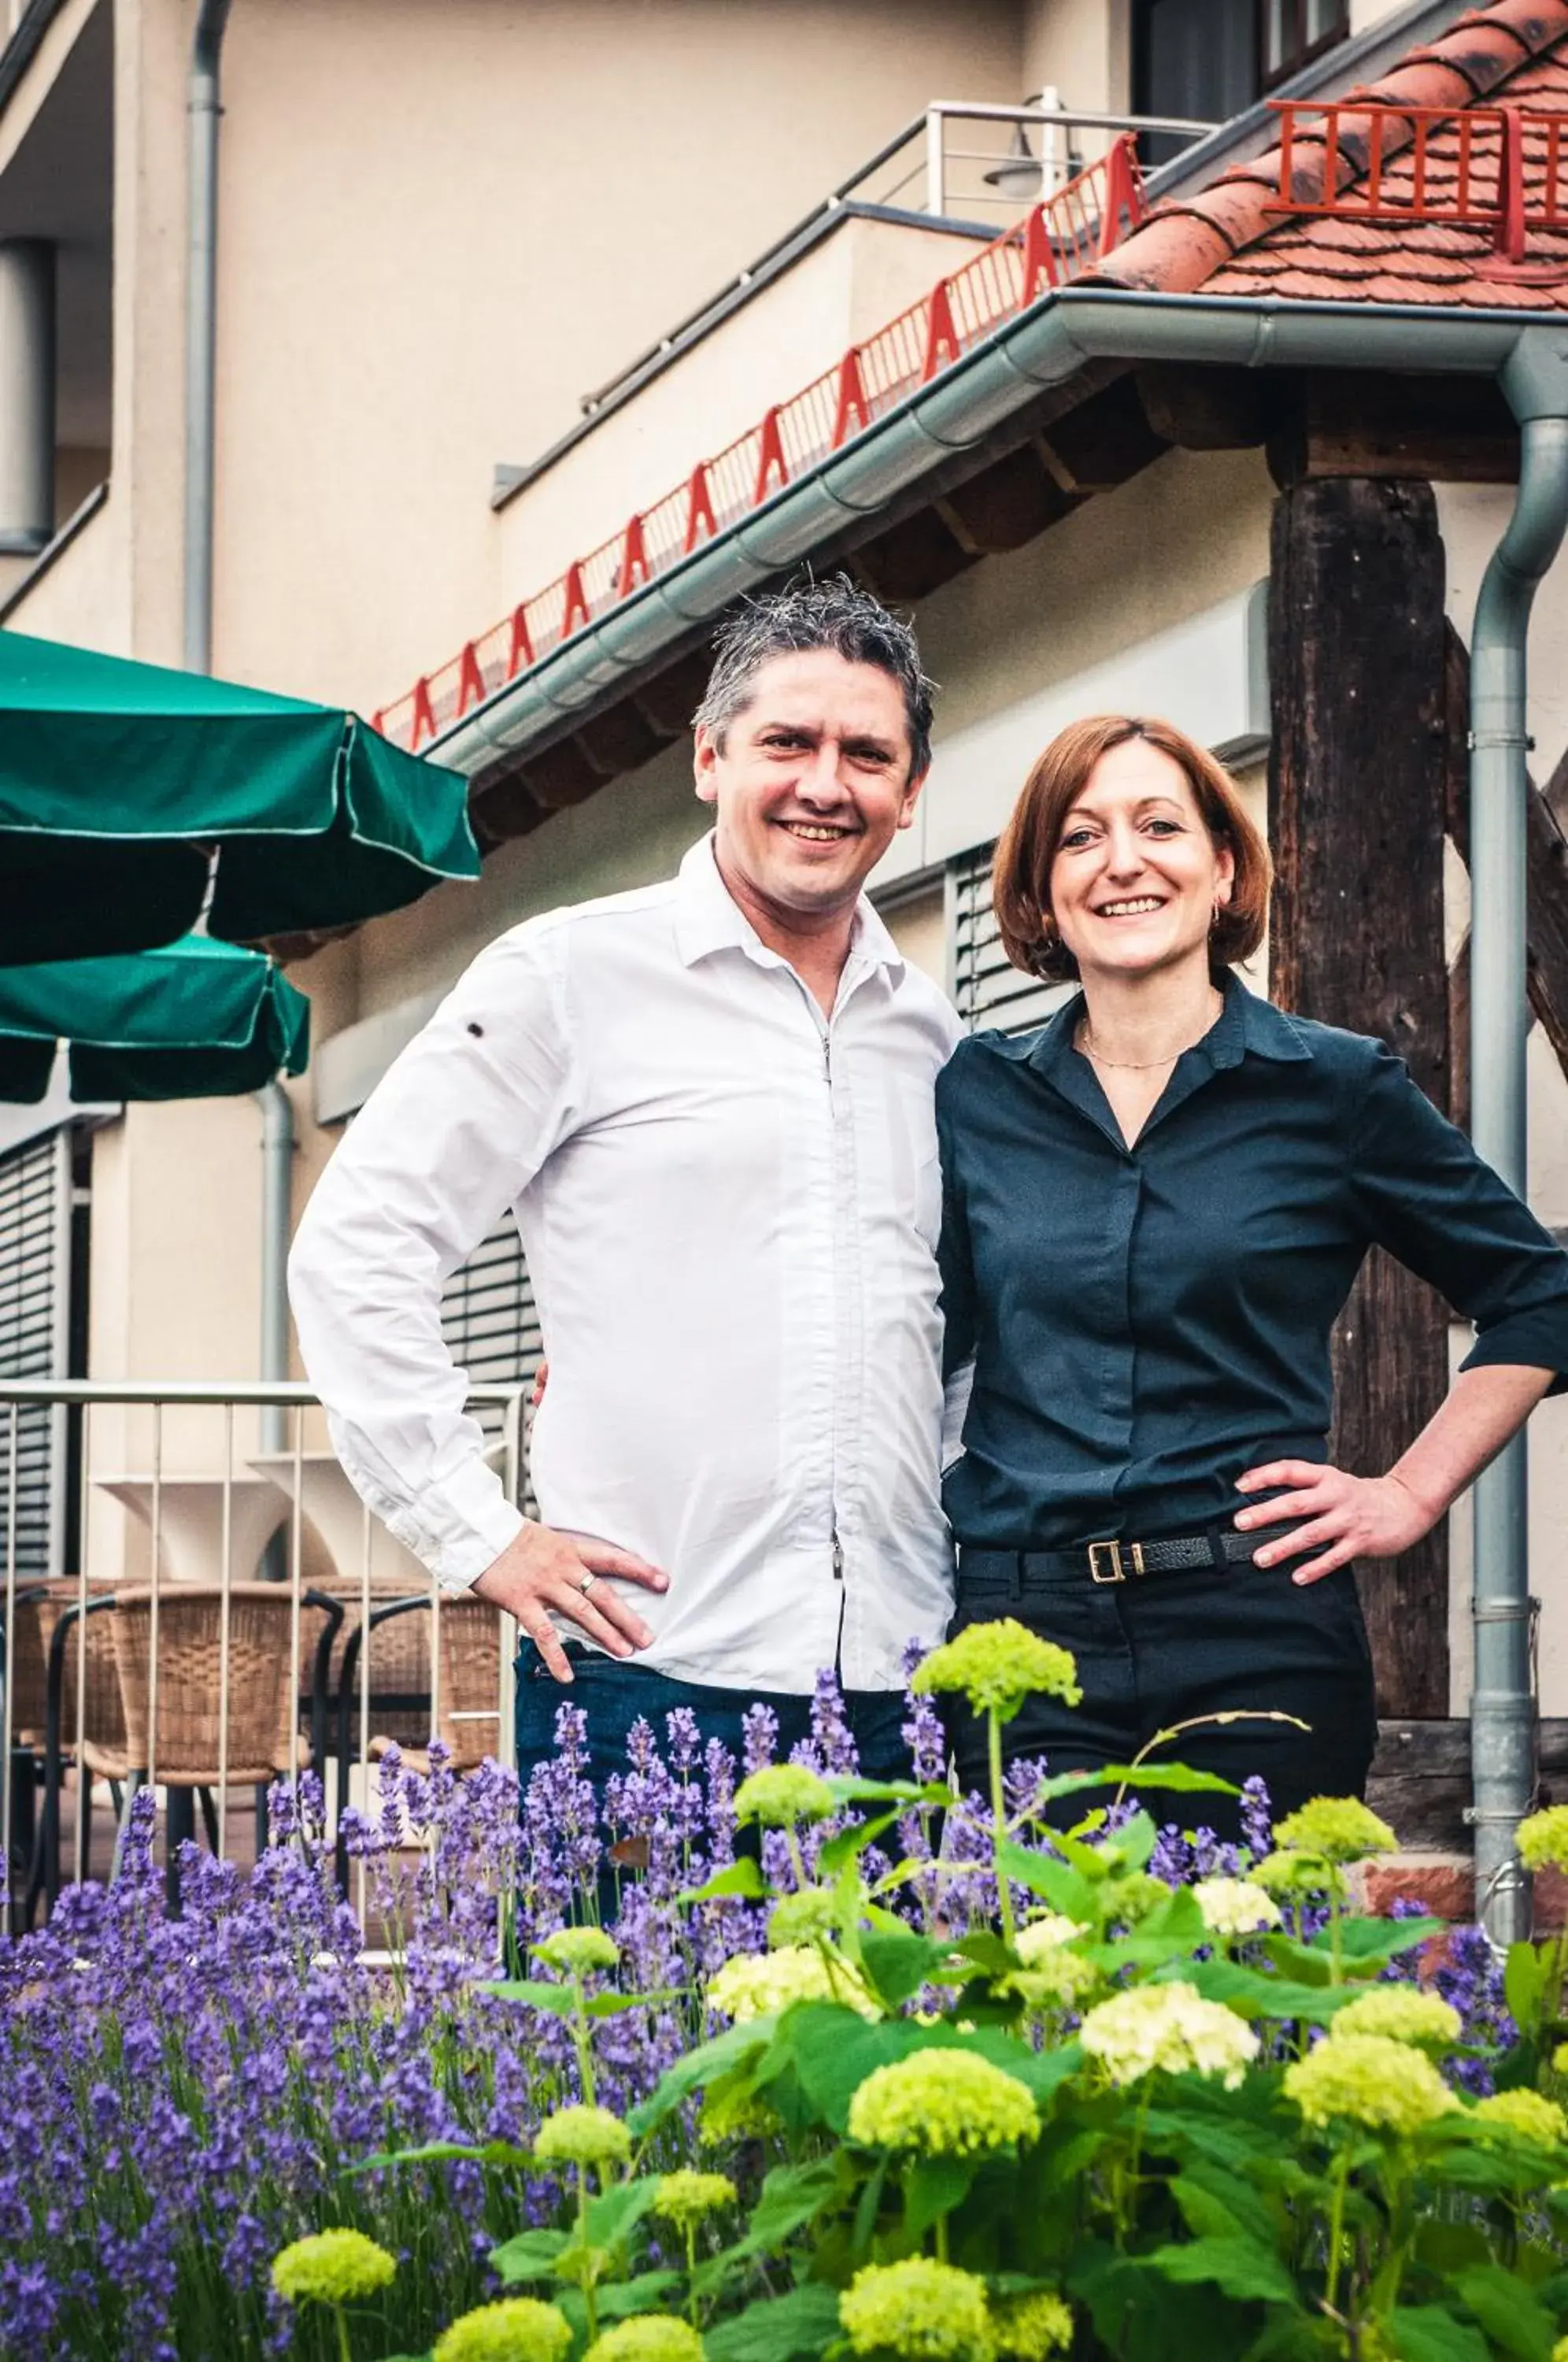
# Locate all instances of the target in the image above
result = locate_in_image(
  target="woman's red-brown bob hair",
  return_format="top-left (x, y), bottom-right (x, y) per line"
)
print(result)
top-left (991, 713), bottom-right (1272, 984)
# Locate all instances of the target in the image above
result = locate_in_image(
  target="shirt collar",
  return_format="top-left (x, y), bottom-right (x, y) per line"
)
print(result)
top-left (673, 830), bottom-right (904, 978)
top-left (1023, 968), bottom-right (1314, 1080)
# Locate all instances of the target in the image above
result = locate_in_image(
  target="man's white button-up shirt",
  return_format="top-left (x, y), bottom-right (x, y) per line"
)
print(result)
top-left (289, 834), bottom-right (963, 1694)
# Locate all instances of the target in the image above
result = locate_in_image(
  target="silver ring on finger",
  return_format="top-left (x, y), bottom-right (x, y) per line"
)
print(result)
top-left (577, 1569), bottom-right (599, 1597)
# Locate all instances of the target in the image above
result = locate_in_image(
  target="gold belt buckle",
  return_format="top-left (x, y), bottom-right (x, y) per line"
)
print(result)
top-left (1087, 1540), bottom-right (1145, 1585)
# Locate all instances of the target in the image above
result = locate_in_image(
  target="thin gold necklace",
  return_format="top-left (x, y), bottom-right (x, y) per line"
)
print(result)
top-left (1078, 990), bottom-right (1222, 1071)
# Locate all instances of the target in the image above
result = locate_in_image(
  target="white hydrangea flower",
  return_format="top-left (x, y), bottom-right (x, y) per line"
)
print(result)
top-left (1080, 1980), bottom-right (1259, 2090)
top-left (1014, 1914), bottom-right (1085, 1964)
top-left (1192, 1878), bottom-right (1282, 1938)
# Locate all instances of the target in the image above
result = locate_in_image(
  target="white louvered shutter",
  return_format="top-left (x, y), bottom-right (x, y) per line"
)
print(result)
top-left (440, 1217), bottom-right (542, 1506)
top-left (0, 1128), bottom-right (71, 1580)
top-left (949, 845), bottom-right (1074, 1035)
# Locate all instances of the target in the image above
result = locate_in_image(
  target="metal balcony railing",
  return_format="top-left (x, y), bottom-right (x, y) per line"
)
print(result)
top-left (375, 117), bottom-right (1190, 757)
top-left (0, 1379), bottom-right (526, 1934)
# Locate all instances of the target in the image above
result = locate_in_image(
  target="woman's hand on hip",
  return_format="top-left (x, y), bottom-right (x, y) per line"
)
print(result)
top-left (1233, 1459), bottom-right (1437, 1585)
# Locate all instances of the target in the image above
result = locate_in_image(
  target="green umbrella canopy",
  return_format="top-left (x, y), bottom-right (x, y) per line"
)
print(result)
top-left (0, 627), bottom-right (479, 964)
top-left (0, 933), bottom-right (310, 1104)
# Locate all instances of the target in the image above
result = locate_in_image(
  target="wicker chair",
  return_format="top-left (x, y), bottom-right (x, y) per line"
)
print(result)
top-left (22, 1584), bottom-right (130, 1917)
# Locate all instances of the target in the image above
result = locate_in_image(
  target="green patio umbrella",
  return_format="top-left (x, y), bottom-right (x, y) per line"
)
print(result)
top-left (0, 932), bottom-right (309, 1103)
top-left (0, 627), bottom-right (479, 964)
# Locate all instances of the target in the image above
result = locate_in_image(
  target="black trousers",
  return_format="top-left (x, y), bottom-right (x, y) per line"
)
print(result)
top-left (941, 1555), bottom-right (1378, 1844)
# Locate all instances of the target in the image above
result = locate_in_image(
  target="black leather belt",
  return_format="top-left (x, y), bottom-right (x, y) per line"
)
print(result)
top-left (959, 1528), bottom-right (1267, 1589)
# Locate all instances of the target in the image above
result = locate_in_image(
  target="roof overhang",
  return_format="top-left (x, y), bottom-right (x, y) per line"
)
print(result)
top-left (435, 284), bottom-right (1557, 827)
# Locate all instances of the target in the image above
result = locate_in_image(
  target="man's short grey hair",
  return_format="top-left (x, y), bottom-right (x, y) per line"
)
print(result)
top-left (692, 575), bottom-right (935, 779)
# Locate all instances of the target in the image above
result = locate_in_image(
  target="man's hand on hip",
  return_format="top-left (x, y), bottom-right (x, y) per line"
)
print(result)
top-left (472, 1522), bottom-right (668, 1682)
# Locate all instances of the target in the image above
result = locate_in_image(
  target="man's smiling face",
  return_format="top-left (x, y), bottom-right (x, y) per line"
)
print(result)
top-left (694, 648), bottom-right (925, 928)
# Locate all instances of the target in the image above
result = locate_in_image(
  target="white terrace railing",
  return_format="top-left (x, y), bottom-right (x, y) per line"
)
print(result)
top-left (0, 1379), bottom-right (527, 1934)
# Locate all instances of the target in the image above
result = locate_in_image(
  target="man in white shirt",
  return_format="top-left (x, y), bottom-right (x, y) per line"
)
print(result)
top-left (288, 578), bottom-right (960, 1784)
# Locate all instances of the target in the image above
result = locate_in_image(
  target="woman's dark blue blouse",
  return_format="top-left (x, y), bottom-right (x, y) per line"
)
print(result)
top-left (935, 973), bottom-right (1568, 1550)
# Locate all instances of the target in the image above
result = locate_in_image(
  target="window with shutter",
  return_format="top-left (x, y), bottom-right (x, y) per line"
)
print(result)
top-left (439, 1217), bottom-right (542, 1505)
top-left (0, 1128), bottom-right (72, 1580)
top-left (949, 846), bottom-right (1073, 1037)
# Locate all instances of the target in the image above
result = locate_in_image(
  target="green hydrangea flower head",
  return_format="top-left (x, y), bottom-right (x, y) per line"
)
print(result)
top-left (1079, 1982), bottom-right (1259, 2090)
top-left (732, 1764), bottom-right (836, 1827)
top-left (435, 2297), bottom-right (574, 2362)
top-left (1269, 1797), bottom-right (1397, 1864)
top-left (911, 1620), bottom-right (1080, 1723)
top-left (271, 2228), bottom-right (397, 2308)
top-left (706, 1944), bottom-right (876, 2023)
top-left (840, 2258), bottom-right (995, 2360)
top-left (653, 2170), bottom-right (737, 2231)
top-left (583, 2317), bottom-right (705, 2362)
top-left (1107, 1871), bottom-right (1170, 1926)
top-left (1470, 2089), bottom-right (1568, 2149)
top-left (1014, 1913), bottom-right (1084, 1962)
top-left (848, 2047), bottom-right (1039, 2156)
top-left (1331, 1986), bottom-right (1461, 2049)
top-left (990, 2290), bottom-right (1074, 2360)
top-left (1191, 1878), bottom-right (1281, 1938)
top-left (1553, 2340), bottom-right (1568, 2362)
top-left (767, 1886), bottom-right (838, 1948)
top-left (1517, 1805), bottom-right (1568, 1875)
top-left (533, 2104), bottom-right (632, 2170)
top-left (696, 2080), bottom-right (782, 2146)
top-left (1284, 2033), bottom-right (1458, 2134)
top-left (533, 1927), bottom-right (620, 1978)
top-left (1554, 2039), bottom-right (1568, 2076)
top-left (1250, 1849), bottom-right (1329, 1898)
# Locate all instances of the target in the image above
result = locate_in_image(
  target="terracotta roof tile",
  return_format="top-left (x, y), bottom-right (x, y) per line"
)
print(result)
top-left (1085, 0), bottom-right (1568, 304)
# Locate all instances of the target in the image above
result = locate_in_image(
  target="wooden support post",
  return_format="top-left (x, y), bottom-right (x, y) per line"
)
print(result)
top-left (1268, 476), bottom-right (1452, 1720)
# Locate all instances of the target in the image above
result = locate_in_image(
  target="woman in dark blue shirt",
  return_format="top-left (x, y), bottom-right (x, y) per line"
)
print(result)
top-left (937, 713), bottom-right (1568, 1829)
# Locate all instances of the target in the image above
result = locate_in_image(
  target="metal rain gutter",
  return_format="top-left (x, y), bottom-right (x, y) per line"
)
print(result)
top-left (1466, 325), bottom-right (1568, 1947)
top-left (434, 287), bottom-right (1548, 783)
top-left (435, 283), bottom-right (1568, 1938)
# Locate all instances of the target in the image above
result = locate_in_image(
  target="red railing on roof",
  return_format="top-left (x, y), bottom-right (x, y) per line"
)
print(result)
top-left (1264, 97), bottom-right (1568, 265)
top-left (375, 135), bottom-right (1147, 753)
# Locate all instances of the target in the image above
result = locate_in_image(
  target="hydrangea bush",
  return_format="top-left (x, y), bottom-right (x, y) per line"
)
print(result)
top-left (3, 1629), bottom-right (1566, 2361)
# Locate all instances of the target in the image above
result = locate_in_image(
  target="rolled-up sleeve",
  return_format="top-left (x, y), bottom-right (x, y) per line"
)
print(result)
top-left (289, 926), bottom-right (575, 1588)
top-left (1348, 1038), bottom-right (1568, 1392)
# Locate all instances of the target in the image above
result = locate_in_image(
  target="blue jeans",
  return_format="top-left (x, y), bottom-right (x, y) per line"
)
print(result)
top-left (514, 1643), bottom-right (913, 1790)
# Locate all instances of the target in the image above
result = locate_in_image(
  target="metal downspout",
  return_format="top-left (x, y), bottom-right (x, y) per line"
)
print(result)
top-left (257, 1079), bottom-right (293, 1464)
top-left (183, 0), bottom-right (233, 675)
top-left (1468, 328), bottom-right (1568, 1946)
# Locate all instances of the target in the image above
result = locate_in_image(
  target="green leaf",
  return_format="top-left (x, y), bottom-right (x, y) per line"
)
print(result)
top-left (627, 2019), bottom-right (774, 2135)
top-left (582, 1986), bottom-right (685, 2018)
top-left (584, 2176), bottom-right (661, 2252)
top-left (1037, 1763), bottom-right (1242, 1801)
top-left (704, 2284), bottom-right (845, 2362)
top-left (347, 2136), bottom-right (532, 2175)
top-left (692, 2155), bottom-right (844, 2286)
top-left (489, 2228), bottom-right (570, 2283)
top-left (824, 1774), bottom-right (952, 1810)
top-left (1505, 1939), bottom-right (1555, 2038)
top-left (1139, 2234), bottom-right (1300, 2309)
top-left (1386, 2308), bottom-right (1492, 2362)
top-left (592, 2271), bottom-right (685, 2322)
top-left (817, 1809), bottom-right (902, 1878)
top-left (993, 1839), bottom-right (1099, 1924)
top-left (1451, 2264), bottom-right (1558, 2362)
top-left (1180, 1957), bottom-right (1361, 2023)
top-left (678, 1858), bottom-right (767, 1904)
top-left (1169, 2171), bottom-right (1269, 2247)
top-left (859, 1931), bottom-right (952, 2011)
top-left (1308, 1916), bottom-right (1444, 1968)
top-left (479, 1981), bottom-right (579, 2015)
top-left (904, 2154), bottom-right (976, 2241)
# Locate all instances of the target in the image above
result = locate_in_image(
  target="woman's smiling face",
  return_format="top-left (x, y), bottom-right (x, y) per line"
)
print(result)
top-left (1048, 737), bottom-right (1234, 989)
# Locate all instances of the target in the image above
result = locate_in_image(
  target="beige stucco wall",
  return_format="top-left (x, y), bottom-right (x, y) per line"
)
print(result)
top-left (205, 0), bottom-right (1028, 720)
top-left (494, 215), bottom-right (988, 624)
top-left (5, 488), bottom-right (128, 649)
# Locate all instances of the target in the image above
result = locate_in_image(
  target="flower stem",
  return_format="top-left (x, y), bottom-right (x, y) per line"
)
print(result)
top-left (1324, 2147), bottom-right (1352, 2313)
top-left (934, 2212), bottom-right (950, 2264)
top-left (333, 2305), bottom-right (353, 2362)
top-left (573, 1974), bottom-right (597, 2106)
top-left (987, 1711), bottom-right (1015, 1945)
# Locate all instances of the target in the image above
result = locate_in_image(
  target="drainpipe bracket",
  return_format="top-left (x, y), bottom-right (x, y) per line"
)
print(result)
top-left (1463, 1807), bottom-right (1535, 1828)
top-left (1469, 730), bottom-right (1534, 752)
top-left (1470, 1594), bottom-right (1542, 1623)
